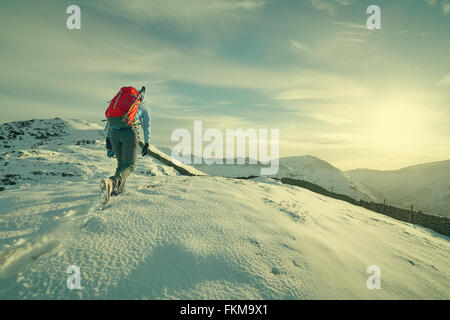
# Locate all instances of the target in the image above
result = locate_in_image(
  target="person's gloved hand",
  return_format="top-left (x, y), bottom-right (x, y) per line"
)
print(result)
top-left (106, 138), bottom-right (115, 158)
top-left (142, 142), bottom-right (149, 156)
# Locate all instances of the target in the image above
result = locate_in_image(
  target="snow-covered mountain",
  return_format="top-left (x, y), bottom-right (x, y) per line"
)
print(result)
top-left (347, 161), bottom-right (450, 218)
top-left (0, 119), bottom-right (449, 299)
top-left (277, 156), bottom-right (376, 201)
top-left (157, 149), bottom-right (376, 201)
top-left (0, 118), bottom-right (181, 189)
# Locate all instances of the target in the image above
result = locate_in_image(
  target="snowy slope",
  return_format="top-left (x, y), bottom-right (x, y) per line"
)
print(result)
top-left (0, 119), bottom-right (449, 299)
top-left (347, 161), bottom-right (450, 217)
top-left (0, 118), bottom-right (181, 189)
top-left (187, 154), bottom-right (375, 201)
top-left (277, 156), bottom-right (376, 201)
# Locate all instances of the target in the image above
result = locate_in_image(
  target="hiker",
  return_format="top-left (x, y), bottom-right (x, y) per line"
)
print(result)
top-left (101, 86), bottom-right (150, 204)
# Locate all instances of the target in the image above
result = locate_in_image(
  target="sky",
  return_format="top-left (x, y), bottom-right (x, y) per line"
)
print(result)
top-left (0, 0), bottom-right (449, 170)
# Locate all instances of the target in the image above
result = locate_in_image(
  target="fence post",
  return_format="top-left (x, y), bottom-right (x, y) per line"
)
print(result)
top-left (409, 205), bottom-right (413, 224)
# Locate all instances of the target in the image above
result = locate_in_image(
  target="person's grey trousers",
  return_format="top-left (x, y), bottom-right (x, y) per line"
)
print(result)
top-left (109, 127), bottom-right (139, 193)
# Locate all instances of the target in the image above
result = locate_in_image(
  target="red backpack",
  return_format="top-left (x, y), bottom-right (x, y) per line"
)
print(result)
top-left (105, 87), bottom-right (141, 127)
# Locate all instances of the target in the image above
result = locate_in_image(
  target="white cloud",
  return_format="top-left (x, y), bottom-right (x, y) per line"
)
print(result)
top-left (425, 0), bottom-right (450, 15)
top-left (333, 22), bottom-right (367, 29)
top-left (290, 40), bottom-right (311, 53)
top-left (91, 0), bottom-right (266, 26)
top-left (437, 74), bottom-right (450, 86)
top-left (304, 112), bottom-right (352, 125)
top-left (335, 37), bottom-right (367, 43)
top-left (309, 0), bottom-right (352, 15)
top-left (443, 1), bottom-right (450, 14)
top-left (274, 77), bottom-right (372, 102)
top-left (332, 25), bottom-right (371, 44)
top-left (210, 0), bottom-right (266, 10)
top-left (275, 88), bottom-right (324, 100)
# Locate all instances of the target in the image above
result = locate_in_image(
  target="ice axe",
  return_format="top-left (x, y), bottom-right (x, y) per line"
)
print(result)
top-left (122, 86), bottom-right (146, 125)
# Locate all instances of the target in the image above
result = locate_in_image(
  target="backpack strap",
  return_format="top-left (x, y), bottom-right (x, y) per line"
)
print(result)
top-left (113, 90), bottom-right (123, 110)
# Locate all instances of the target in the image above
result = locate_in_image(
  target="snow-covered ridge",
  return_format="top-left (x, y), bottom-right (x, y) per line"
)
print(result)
top-left (0, 118), bottom-right (190, 190)
top-left (276, 156), bottom-right (376, 201)
top-left (0, 118), bottom-right (101, 187)
top-left (163, 151), bottom-right (376, 201)
top-left (347, 161), bottom-right (450, 217)
top-left (0, 118), bottom-right (69, 149)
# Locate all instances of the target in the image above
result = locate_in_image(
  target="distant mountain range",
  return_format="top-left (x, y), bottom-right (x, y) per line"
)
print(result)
top-left (347, 161), bottom-right (450, 217)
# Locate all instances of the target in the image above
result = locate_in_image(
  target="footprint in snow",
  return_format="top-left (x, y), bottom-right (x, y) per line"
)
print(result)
top-left (271, 266), bottom-right (284, 276)
top-left (83, 216), bottom-right (108, 233)
top-left (0, 240), bottom-right (60, 278)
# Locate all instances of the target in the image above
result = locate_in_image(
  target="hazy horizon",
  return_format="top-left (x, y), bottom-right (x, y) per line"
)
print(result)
top-left (1, 0), bottom-right (449, 170)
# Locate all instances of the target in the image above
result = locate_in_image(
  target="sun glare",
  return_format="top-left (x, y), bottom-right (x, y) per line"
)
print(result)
top-left (368, 97), bottom-right (431, 152)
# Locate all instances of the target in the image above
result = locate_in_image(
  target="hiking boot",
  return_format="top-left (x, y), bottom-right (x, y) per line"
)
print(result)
top-left (111, 189), bottom-right (121, 197)
top-left (100, 178), bottom-right (115, 204)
